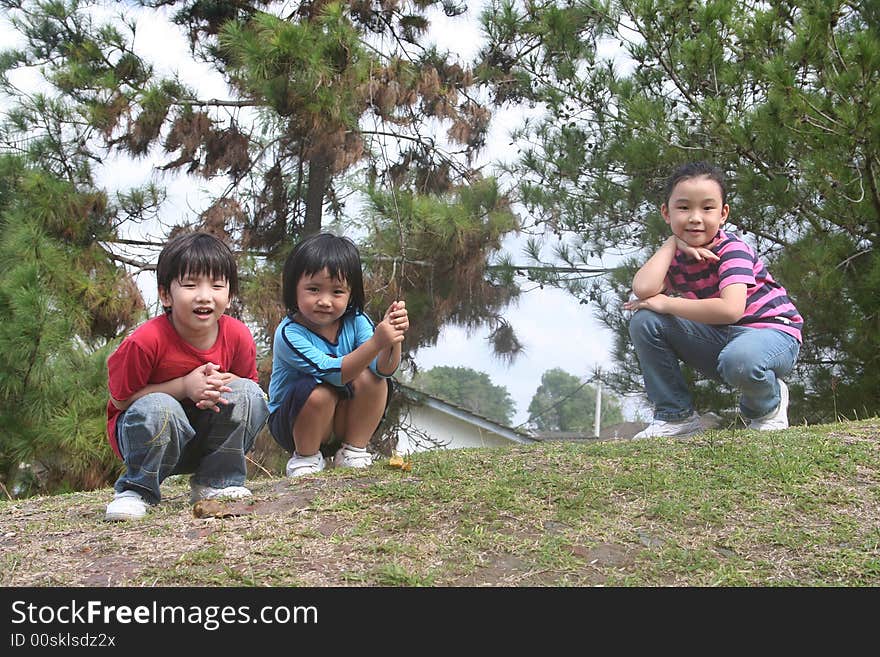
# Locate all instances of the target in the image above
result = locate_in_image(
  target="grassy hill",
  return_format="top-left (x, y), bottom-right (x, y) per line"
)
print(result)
top-left (1, 418), bottom-right (878, 586)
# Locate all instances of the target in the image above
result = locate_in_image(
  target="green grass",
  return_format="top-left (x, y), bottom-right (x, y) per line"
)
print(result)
top-left (1, 418), bottom-right (878, 586)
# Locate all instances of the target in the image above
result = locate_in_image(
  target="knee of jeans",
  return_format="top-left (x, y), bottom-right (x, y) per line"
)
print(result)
top-left (121, 393), bottom-right (181, 444)
top-left (717, 351), bottom-right (765, 388)
top-left (227, 377), bottom-right (263, 400)
top-left (129, 392), bottom-right (179, 412)
top-left (227, 378), bottom-right (269, 418)
top-left (628, 309), bottom-right (663, 342)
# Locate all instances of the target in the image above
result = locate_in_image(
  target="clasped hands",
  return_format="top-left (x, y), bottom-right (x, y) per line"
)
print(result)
top-left (183, 362), bottom-right (236, 412)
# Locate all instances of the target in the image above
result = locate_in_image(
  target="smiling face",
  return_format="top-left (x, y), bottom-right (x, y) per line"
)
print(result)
top-left (294, 268), bottom-right (352, 337)
top-left (661, 174), bottom-right (730, 248)
top-left (158, 273), bottom-right (230, 346)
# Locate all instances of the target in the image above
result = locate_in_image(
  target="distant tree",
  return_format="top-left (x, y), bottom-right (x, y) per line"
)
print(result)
top-left (527, 368), bottom-right (623, 433)
top-left (411, 365), bottom-right (516, 426)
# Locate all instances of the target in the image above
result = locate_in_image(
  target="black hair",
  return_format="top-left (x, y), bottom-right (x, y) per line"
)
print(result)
top-left (156, 231), bottom-right (239, 310)
top-left (663, 161), bottom-right (727, 206)
top-left (282, 232), bottom-right (365, 315)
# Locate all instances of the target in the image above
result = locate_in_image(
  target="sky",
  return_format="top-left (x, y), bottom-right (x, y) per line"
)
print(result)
top-left (404, 9), bottom-right (626, 425)
top-left (0, 2), bottom-right (649, 425)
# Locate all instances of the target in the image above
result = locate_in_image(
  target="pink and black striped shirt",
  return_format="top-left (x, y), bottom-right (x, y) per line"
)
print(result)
top-left (665, 229), bottom-right (803, 343)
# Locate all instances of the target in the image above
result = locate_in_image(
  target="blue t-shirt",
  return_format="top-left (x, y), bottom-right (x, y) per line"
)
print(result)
top-left (268, 311), bottom-right (394, 413)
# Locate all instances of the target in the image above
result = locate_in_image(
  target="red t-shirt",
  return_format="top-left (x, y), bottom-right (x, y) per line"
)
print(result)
top-left (106, 314), bottom-right (259, 458)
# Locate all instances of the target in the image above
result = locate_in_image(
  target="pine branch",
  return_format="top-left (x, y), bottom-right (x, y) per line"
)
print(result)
top-left (175, 98), bottom-right (262, 108)
top-left (106, 251), bottom-right (154, 271)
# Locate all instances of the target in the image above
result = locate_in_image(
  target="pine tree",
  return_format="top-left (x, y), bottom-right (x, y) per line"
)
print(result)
top-left (478, 0), bottom-right (880, 422)
top-left (1, 0), bottom-right (522, 352)
top-left (0, 154), bottom-right (143, 495)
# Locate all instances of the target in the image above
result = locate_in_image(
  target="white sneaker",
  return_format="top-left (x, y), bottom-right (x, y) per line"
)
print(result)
top-left (333, 444), bottom-right (373, 469)
top-left (632, 412), bottom-right (703, 440)
top-left (105, 490), bottom-right (149, 521)
top-left (748, 380), bottom-right (789, 431)
top-left (286, 452), bottom-right (326, 478)
top-left (190, 481), bottom-right (252, 503)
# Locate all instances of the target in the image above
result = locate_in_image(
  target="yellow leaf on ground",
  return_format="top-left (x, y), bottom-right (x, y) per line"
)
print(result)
top-left (387, 452), bottom-right (412, 470)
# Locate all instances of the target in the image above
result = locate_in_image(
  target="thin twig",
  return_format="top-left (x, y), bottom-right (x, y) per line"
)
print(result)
top-left (245, 454), bottom-right (275, 479)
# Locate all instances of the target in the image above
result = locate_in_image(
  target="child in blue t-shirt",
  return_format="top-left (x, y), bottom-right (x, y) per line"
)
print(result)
top-left (268, 232), bottom-right (409, 476)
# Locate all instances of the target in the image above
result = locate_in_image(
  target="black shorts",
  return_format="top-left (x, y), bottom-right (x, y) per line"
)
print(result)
top-left (268, 373), bottom-right (394, 454)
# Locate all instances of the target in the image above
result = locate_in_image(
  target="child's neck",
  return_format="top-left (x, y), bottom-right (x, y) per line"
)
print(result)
top-left (169, 314), bottom-right (220, 350)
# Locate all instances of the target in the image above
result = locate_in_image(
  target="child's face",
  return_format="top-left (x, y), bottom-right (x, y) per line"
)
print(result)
top-left (295, 268), bottom-right (351, 331)
top-left (158, 272), bottom-right (230, 338)
top-left (661, 175), bottom-right (729, 248)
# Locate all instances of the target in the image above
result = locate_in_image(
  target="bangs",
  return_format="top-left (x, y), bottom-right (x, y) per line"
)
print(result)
top-left (157, 232), bottom-right (239, 297)
top-left (282, 232), bottom-right (365, 314)
top-left (179, 259), bottom-right (231, 284)
top-left (300, 251), bottom-right (352, 285)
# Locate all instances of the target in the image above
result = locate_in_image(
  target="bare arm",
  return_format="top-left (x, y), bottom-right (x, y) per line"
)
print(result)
top-left (376, 302), bottom-right (408, 376)
top-left (340, 302), bottom-right (408, 382)
top-left (631, 236), bottom-right (677, 299)
top-left (110, 377), bottom-right (187, 411)
top-left (339, 336), bottom-right (386, 384)
top-left (376, 341), bottom-right (402, 377)
top-left (632, 236), bottom-right (721, 299)
top-left (624, 283), bottom-right (747, 324)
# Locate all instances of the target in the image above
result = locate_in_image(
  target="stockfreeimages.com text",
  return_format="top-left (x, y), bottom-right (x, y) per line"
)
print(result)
top-left (10, 600), bottom-right (317, 631)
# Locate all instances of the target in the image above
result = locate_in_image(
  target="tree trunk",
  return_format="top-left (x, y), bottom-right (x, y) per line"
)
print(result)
top-left (303, 153), bottom-right (328, 237)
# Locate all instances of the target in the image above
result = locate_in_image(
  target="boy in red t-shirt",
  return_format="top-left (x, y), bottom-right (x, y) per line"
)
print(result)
top-left (104, 231), bottom-right (269, 521)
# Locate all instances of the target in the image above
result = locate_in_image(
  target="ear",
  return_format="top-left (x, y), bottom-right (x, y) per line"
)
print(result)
top-left (158, 285), bottom-right (172, 308)
top-left (660, 203), bottom-right (672, 225)
top-left (219, 290), bottom-right (231, 313)
top-left (720, 203), bottom-right (730, 225)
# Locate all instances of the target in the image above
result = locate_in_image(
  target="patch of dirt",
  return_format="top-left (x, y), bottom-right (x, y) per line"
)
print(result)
top-left (452, 554), bottom-right (556, 586)
top-left (568, 542), bottom-right (635, 567)
top-left (80, 555), bottom-right (143, 586)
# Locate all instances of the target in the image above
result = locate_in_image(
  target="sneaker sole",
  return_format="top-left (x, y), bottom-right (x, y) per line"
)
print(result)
top-left (286, 466), bottom-right (324, 478)
top-left (104, 511), bottom-right (145, 521)
top-left (632, 427), bottom-right (703, 441)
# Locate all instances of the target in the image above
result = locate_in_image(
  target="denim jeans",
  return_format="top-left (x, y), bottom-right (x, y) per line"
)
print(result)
top-left (628, 310), bottom-right (800, 422)
top-left (114, 378), bottom-right (269, 503)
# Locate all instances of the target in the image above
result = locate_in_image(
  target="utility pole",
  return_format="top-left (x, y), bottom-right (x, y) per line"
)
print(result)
top-left (593, 368), bottom-right (602, 438)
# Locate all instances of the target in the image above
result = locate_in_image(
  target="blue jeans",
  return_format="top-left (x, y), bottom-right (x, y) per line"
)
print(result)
top-left (114, 378), bottom-right (269, 503)
top-left (628, 310), bottom-right (800, 422)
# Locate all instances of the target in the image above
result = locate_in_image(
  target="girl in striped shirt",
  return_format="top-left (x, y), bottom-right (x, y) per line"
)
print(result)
top-left (624, 162), bottom-right (802, 438)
